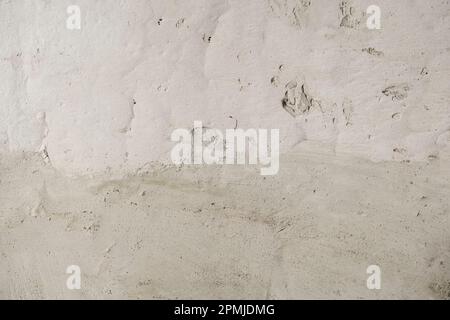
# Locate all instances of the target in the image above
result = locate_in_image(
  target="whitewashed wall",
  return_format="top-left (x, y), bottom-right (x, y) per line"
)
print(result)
top-left (1, 0), bottom-right (449, 176)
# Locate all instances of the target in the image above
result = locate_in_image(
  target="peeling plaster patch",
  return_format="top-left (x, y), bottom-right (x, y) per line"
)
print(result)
top-left (362, 47), bottom-right (384, 56)
top-left (429, 281), bottom-right (450, 299)
top-left (282, 81), bottom-right (314, 118)
top-left (382, 84), bottom-right (410, 101)
top-left (339, 0), bottom-right (361, 29)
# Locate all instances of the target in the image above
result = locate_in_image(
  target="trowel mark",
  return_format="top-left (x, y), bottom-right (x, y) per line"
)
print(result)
top-left (120, 98), bottom-right (137, 134)
top-left (0, 131), bottom-right (8, 150)
top-left (342, 99), bottom-right (353, 126)
top-left (37, 112), bottom-right (51, 165)
top-left (268, 0), bottom-right (311, 27)
top-left (176, 18), bottom-right (185, 28)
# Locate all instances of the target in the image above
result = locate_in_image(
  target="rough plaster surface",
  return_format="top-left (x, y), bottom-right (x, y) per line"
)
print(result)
top-left (0, 0), bottom-right (450, 299)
